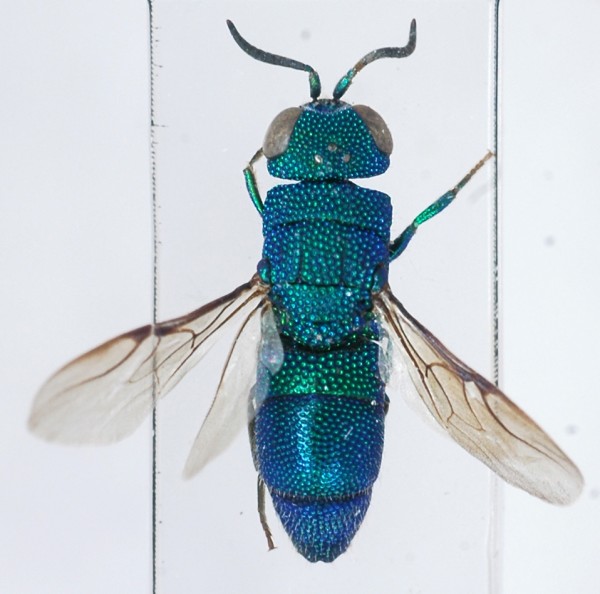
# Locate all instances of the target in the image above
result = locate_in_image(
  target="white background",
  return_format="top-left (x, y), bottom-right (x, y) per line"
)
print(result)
top-left (1, 1), bottom-right (598, 593)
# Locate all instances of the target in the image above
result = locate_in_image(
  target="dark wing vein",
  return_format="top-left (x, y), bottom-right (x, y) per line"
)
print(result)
top-left (29, 276), bottom-right (267, 445)
top-left (183, 300), bottom-right (269, 478)
top-left (375, 287), bottom-right (583, 505)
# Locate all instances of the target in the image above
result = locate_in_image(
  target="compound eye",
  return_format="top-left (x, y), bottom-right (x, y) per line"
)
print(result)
top-left (262, 107), bottom-right (302, 158)
top-left (353, 105), bottom-right (393, 155)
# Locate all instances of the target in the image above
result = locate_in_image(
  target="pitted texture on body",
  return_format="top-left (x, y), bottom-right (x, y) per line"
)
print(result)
top-left (270, 490), bottom-right (372, 563)
top-left (262, 181), bottom-right (391, 348)
top-left (266, 102), bottom-right (390, 181)
top-left (268, 338), bottom-right (384, 398)
top-left (255, 391), bottom-right (385, 498)
top-left (254, 338), bottom-right (386, 562)
top-left (263, 181), bottom-right (391, 238)
top-left (256, 146), bottom-right (393, 562)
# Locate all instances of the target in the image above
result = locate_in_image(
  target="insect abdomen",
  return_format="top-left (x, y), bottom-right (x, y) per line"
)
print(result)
top-left (254, 339), bottom-right (386, 562)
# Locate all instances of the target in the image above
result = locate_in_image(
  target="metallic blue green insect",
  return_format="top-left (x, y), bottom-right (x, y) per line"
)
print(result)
top-left (30, 20), bottom-right (583, 563)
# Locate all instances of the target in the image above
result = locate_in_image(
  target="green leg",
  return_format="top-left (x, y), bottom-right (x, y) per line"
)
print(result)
top-left (244, 148), bottom-right (265, 216)
top-left (389, 151), bottom-right (493, 261)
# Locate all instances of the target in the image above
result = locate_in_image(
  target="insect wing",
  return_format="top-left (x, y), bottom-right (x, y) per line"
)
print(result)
top-left (375, 288), bottom-right (583, 505)
top-left (184, 301), bottom-right (263, 478)
top-left (29, 277), bottom-right (267, 445)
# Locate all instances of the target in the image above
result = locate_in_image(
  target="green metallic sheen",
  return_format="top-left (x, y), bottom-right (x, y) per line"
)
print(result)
top-left (243, 167), bottom-right (264, 215)
top-left (254, 97), bottom-right (392, 562)
top-left (268, 337), bottom-right (383, 399)
top-left (267, 101), bottom-right (390, 181)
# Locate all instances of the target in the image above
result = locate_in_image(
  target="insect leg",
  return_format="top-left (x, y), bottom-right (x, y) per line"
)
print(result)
top-left (243, 148), bottom-right (265, 216)
top-left (389, 151), bottom-right (494, 261)
top-left (257, 475), bottom-right (276, 551)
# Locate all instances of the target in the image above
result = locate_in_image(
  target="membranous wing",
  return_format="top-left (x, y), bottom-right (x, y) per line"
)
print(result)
top-left (29, 276), bottom-right (268, 445)
top-left (375, 287), bottom-right (583, 505)
top-left (183, 304), bottom-right (283, 478)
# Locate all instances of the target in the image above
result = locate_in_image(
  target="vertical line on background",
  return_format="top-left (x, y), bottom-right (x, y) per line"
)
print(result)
top-left (488, 1), bottom-right (504, 593)
top-left (147, 1), bottom-right (159, 592)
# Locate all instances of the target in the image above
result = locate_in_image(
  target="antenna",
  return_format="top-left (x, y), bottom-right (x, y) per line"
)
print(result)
top-left (333, 19), bottom-right (417, 100)
top-left (227, 20), bottom-right (322, 100)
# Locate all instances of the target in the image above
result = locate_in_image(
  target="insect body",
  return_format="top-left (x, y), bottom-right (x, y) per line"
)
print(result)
top-left (254, 100), bottom-right (394, 561)
top-left (29, 20), bottom-right (583, 563)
